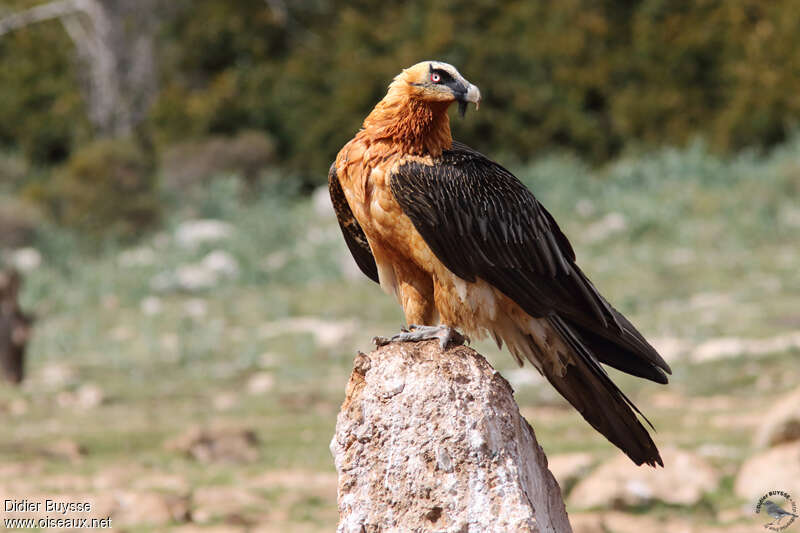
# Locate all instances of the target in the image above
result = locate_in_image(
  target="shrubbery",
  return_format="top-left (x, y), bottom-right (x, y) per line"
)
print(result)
top-left (0, 196), bottom-right (42, 247)
top-left (161, 130), bottom-right (276, 192)
top-left (1, 0), bottom-right (800, 182)
top-left (37, 139), bottom-right (160, 241)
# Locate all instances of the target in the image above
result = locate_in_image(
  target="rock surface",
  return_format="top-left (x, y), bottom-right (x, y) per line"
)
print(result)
top-left (569, 447), bottom-right (718, 509)
top-left (330, 341), bottom-right (572, 533)
top-left (734, 441), bottom-right (800, 501)
top-left (165, 425), bottom-right (259, 464)
top-left (755, 387), bottom-right (800, 448)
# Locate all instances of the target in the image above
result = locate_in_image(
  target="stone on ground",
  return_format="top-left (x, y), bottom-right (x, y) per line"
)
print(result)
top-left (569, 447), bottom-right (718, 509)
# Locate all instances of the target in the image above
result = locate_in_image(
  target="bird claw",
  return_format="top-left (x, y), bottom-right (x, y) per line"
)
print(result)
top-left (372, 325), bottom-right (469, 350)
top-left (372, 336), bottom-right (391, 346)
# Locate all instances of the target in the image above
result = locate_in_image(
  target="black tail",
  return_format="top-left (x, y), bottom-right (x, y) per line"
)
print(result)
top-left (539, 315), bottom-right (663, 467)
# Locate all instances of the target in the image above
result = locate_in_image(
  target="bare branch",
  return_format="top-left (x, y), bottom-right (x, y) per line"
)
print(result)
top-left (0, 0), bottom-right (81, 37)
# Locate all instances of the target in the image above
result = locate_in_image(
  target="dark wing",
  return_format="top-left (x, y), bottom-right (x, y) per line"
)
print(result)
top-left (328, 163), bottom-right (379, 283)
top-left (390, 141), bottom-right (671, 383)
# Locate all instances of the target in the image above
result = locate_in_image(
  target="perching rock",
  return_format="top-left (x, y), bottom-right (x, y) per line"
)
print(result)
top-left (330, 340), bottom-right (572, 533)
top-left (755, 387), bottom-right (800, 448)
top-left (569, 447), bottom-right (718, 509)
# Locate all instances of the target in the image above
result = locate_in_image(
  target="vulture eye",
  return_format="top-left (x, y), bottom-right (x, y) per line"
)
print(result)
top-left (431, 72), bottom-right (441, 83)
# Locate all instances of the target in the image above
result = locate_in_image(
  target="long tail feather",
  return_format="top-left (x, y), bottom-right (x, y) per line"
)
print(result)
top-left (537, 315), bottom-right (663, 467)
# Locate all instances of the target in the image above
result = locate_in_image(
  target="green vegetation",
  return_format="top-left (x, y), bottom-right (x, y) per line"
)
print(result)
top-left (3, 0), bottom-right (800, 177)
top-left (2, 138), bottom-right (798, 530)
top-left (36, 138), bottom-right (160, 241)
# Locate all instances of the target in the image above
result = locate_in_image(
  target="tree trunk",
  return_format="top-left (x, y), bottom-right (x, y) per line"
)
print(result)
top-left (330, 340), bottom-right (573, 533)
top-left (0, 269), bottom-right (33, 384)
top-left (0, 0), bottom-right (158, 138)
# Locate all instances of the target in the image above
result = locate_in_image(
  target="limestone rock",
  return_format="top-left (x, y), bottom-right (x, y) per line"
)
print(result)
top-left (43, 439), bottom-right (86, 462)
top-left (166, 425), bottom-right (259, 464)
top-left (569, 447), bottom-right (718, 509)
top-left (330, 341), bottom-right (572, 533)
top-left (191, 486), bottom-right (265, 524)
top-left (113, 491), bottom-right (190, 526)
top-left (755, 387), bottom-right (800, 448)
top-left (734, 441), bottom-right (800, 502)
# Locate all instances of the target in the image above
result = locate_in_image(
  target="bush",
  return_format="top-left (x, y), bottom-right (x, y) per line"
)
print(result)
top-left (45, 139), bottom-right (160, 241)
top-left (4, 0), bottom-right (800, 183)
top-left (161, 129), bottom-right (276, 191)
top-left (0, 196), bottom-right (42, 248)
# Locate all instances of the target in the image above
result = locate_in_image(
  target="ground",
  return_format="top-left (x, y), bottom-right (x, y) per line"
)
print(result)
top-left (1, 139), bottom-right (799, 531)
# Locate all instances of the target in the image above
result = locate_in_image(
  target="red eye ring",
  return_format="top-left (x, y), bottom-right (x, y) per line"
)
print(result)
top-left (431, 72), bottom-right (441, 83)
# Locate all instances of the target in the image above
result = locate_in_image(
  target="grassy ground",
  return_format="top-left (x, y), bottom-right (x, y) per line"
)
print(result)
top-left (2, 138), bottom-right (799, 531)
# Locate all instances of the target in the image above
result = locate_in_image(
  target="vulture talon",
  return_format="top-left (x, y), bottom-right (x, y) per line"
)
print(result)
top-left (372, 325), bottom-right (468, 350)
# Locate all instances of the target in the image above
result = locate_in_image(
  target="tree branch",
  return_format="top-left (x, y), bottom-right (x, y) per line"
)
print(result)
top-left (0, 0), bottom-right (82, 37)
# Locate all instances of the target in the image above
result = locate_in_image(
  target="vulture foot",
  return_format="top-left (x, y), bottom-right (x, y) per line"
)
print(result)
top-left (373, 324), bottom-right (469, 350)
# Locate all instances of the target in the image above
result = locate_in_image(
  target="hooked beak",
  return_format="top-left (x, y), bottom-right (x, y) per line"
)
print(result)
top-left (457, 83), bottom-right (481, 117)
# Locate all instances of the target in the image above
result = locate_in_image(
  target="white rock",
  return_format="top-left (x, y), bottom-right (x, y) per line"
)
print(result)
top-left (312, 185), bottom-right (335, 218)
top-left (112, 491), bottom-right (189, 526)
top-left (38, 363), bottom-right (77, 389)
top-left (165, 425), bottom-right (259, 464)
top-left (779, 205), bottom-right (800, 228)
top-left (9, 247), bottom-right (41, 272)
top-left (140, 296), bottom-right (163, 316)
top-left (213, 393), bottom-right (238, 411)
top-left (339, 251), bottom-right (366, 281)
top-left (575, 199), bottom-right (595, 217)
top-left (257, 316), bottom-right (357, 348)
top-left (201, 250), bottom-right (239, 278)
top-left (505, 367), bottom-right (544, 389)
top-left (755, 387), bottom-right (800, 448)
top-left (118, 246), bottom-right (157, 267)
top-left (76, 383), bottom-right (104, 409)
top-left (175, 219), bottom-right (234, 248)
top-left (246, 372), bottom-right (275, 395)
top-left (650, 336), bottom-right (692, 363)
top-left (263, 250), bottom-right (290, 271)
top-left (149, 271), bottom-right (175, 292)
top-left (569, 447), bottom-right (719, 509)
top-left (691, 331), bottom-right (800, 362)
top-left (665, 247), bottom-right (695, 266)
top-left (734, 441), bottom-right (800, 502)
top-left (56, 384), bottom-right (104, 410)
top-left (175, 264), bottom-right (218, 291)
top-left (258, 352), bottom-right (280, 367)
top-left (689, 292), bottom-right (733, 309)
top-left (584, 213), bottom-right (627, 242)
top-left (183, 298), bottom-right (208, 318)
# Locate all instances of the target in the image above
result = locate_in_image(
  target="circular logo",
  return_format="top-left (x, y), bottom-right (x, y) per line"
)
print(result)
top-left (756, 491), bottom-right (798, 531)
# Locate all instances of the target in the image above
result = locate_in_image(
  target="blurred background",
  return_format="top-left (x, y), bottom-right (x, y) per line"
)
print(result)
top-left (1, 0), bottom-right (799, 531)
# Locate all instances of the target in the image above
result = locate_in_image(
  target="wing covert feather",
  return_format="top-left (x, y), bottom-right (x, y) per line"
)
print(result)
top-left (390, 142), bottom-right (670, 381)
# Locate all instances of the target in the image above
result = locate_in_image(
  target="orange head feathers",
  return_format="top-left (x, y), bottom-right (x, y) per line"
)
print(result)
top-left (362, 61), bottom-right (481, 156)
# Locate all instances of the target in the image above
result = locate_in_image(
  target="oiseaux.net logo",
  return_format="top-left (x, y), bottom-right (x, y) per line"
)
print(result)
top-left (756, 490), bottom-right (798, 531)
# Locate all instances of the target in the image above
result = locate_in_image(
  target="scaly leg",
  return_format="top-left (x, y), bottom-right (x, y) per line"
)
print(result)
top-left (373, 324), bottom-right (469, 350)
